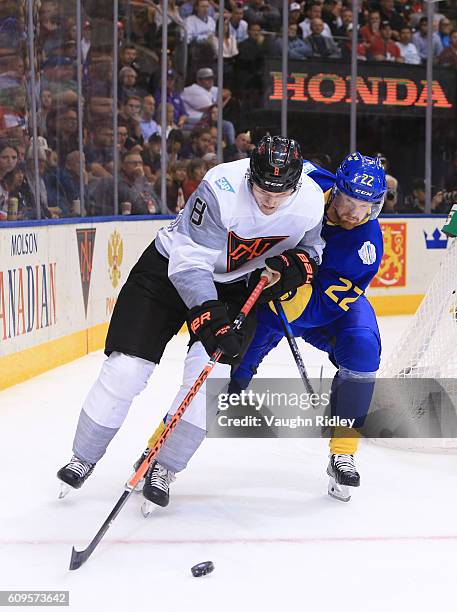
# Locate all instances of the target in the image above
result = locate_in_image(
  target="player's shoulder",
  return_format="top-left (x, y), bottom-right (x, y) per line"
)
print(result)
top-left (301, 160), bottom-right (336, 193)
top-left (203, 158), bottom-right (250, 196)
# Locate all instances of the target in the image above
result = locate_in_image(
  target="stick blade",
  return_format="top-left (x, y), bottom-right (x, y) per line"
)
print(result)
top-left (69, 546), bottom-right (91, 571)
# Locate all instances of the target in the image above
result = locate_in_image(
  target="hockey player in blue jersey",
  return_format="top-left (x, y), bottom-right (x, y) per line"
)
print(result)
top-left (233, 152), bottom-right (387, 501)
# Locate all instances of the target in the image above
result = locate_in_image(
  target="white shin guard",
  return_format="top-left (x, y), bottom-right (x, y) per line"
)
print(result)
top-left (73, 352), bottom-right (156, 463)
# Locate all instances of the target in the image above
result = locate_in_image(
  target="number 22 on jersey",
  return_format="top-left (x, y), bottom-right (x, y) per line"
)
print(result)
top-left (325, 277), bottom-right (363, 311)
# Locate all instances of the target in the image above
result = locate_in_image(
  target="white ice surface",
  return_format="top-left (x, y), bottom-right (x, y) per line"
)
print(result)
top-left (1, 316), bottom-right (456, 612)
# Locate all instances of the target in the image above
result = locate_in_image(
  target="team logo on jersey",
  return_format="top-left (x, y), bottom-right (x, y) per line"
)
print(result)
top-left (227, 232), bottom-right (288, 272)
top-left (108, 230), bottom-right (123, 289)
top-left (215, 177), bottom-right (235, 193)
top-left (358, 241), bottom-right (377, 265)
top-left (302, 161), bottom-right (316, 175)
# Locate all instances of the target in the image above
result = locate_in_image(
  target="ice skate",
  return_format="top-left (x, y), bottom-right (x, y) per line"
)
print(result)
top-left (327, 454), bottom-right (360, 502)
top-left (57, 455), bottom-right (95, 498)
top-left (141, 461), bottom-right (175, 517)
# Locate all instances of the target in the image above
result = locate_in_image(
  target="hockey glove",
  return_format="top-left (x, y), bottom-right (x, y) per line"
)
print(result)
top-left (250, 248), bottom-right (317, 304)
top-left (188, 300), bottom-right (243, 365)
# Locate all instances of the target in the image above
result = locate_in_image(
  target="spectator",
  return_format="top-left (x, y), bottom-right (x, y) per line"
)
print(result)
top-left (117, 125), bottom-right (129, 157)
top-left (167, 129), bottom-right (186, 164)
top-left (276, 23), bottom-right (312, 59)
top-left (57, 150), bottom-right (87, 215)
top-left (48, 107), bottom-right (79, 166)
top-left (236, 22), bottom-right (276, 106)
top-left (397, 178), bottom-right (426, 213)
top-left (0, 142), bottom-right (18, 182)
top-left (166, 160), bottom-right (187, 213)
top-left (118, 96), bottom-right (143, 146)
top-left (140, 95), bottom-right (159, 142)
top-left (396, 178), bottom-right (445, 213)
top-left (88, 150), bottom-right (161, 216)
top-left (81, 20), bottom-right (92, 62)
top-left (3, 162), bottom-right (28, 220)
top-left (304, 18), bottom-right (342, 57)
top-left (129, 5), bottom-right (158, 48)
top-left (378, 0), bottom-right (405, 38)
top-left (396, 25), bottom-right (421, 64)
top-left (180, 0), bottom-right (216, 20)
top-left (203, 152), bottom-right (219, 169)
top-left (41, 56), bottom-right (77, 106)
top-left (244, 0), bottom-right (281, 31)
top-left (369, 21), bottom-right (403, 61)
top-left (154, 0), bottom-right (186, 50)
top-left (118, 67), bottom-right (148, 102)
top-left (142, 133), bottom-right (162, 180)
top-left (181, 67), bottom-right (217, 122)
top-left (185, 0), bottom-right (216, 42)
top-left (438, 17), bottom-right (452, 48)
top-left (439, 29), bottom-right (457, 68)
top-left (23, 146), bottom-right (51, 219)
top-left (182, 157), bottom-right (207, 199)
top-left (300, 2), bottom-right (333, 38)
top-left (38, 89), bottom-right (53, 138)
top-left (229, 5), bottom-right (249, 43)
top-left (119, 43), bottom-right (141, 75)
top-left (157, 103), bottom-right (180, 138)
top-left (335, 7), bottom-right (353, 38)
top-left (154, 69), bottom-right (188, 129)
top-left (211, 13), bottom-right (238, 60)
top-left (412, 17), bottom-right (443, 63)
top-left (85, 125), bottom-right (114, 178)
top-left (179, 126), bottom-right (213, 159)
top-left (360, 10), bottom-right (381, 46)
top-left (0, 142), bottom-right (18, 214)
top-left (224, 131), bottom-right (254, 162)
top-left (321, 0), bottom-right (342, 37)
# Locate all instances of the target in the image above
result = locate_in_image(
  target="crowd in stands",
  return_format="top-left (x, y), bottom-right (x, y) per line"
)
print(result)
top-left (0, 0), bottom-right (457, 221)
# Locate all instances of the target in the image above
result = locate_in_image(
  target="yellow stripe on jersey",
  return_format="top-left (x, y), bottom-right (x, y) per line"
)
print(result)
top-left (269, 283), bottom-right (313, 322)
top-left (329, 427), bottom-right (361, 455)
top-left (147, 419), bottom-right (166, 449)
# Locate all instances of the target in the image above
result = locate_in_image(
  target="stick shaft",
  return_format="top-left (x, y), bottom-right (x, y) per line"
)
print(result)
top-left (273, 299), bottom-right (314, 394)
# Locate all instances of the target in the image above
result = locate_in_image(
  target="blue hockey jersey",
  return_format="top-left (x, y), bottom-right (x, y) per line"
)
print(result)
top-left (266, 160), bottom-right (384, 329)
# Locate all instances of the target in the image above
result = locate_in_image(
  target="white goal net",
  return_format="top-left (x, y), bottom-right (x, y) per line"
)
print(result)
top-left (374, 234), bottom-right (457, 452)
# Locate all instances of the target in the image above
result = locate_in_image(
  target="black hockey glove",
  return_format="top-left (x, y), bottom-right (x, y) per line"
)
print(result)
top-left (188, 300), bottom-right (243, 365)
top-left (249, 248), bottom-right (317, 304)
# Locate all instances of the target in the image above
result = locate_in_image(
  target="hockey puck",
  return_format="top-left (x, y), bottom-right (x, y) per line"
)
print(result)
top-left (191, 561), bottom-right (215, 577)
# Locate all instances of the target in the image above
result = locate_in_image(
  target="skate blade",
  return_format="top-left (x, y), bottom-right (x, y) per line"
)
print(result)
top-left (141, 499), bottom-right (158, 518)
top-left (58, 482), bottom-right (70, 499)
top-left (328, 477), bottom-right (351, 502)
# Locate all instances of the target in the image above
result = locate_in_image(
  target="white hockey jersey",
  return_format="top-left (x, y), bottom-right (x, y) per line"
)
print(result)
top-left (155, 158), bottom-right (325, 308)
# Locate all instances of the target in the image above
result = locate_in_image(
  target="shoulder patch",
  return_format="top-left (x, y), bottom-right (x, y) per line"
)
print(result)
top-left (302, 161), bottom-right (317, 175)
top-left (215, 176), bottom-right (235, 193)
top-left (358, 241), bottom-right (377, 265)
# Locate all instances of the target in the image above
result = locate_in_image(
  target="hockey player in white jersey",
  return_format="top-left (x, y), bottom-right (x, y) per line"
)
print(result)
top-left (57, 135), bottom-right (325, 501)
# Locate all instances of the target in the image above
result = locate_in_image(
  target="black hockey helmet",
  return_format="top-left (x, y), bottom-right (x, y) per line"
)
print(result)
top-left (250, 135), bottom-right (303, 193)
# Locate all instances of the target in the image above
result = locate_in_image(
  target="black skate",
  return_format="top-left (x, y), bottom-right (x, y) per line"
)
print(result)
top-left (57, 455), bottom-right (95, 498)
top-left (126, 447), bottom-right (150, 492)
top-left (141, 461), bottom-right (175, 517)
top-left (327, 454), bottom-right (360, 502)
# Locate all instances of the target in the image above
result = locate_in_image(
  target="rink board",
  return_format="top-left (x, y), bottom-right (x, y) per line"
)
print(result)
top-left (0, 214), bottom-right (449, 389)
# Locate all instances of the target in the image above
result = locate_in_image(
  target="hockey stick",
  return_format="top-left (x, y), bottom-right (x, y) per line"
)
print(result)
top-left (69, 275), bottom-right (269, 570)
top-left (273, 299), bottom-right (314, 395)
